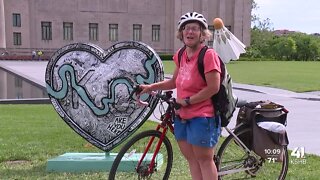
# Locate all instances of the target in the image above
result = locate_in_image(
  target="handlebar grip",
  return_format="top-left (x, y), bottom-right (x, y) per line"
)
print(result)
top-left (173, 102), bottom-right (181, 110)
top-left (129, 85), bottom-right (142, 99)
top-left (136, 91), bottom-right (157, 106)
top-left (236, 99), bottom-right (248, 108)
top-left (136, 95), bottom-right (149, 106)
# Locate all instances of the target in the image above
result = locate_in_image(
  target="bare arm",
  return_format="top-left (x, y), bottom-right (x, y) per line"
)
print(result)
top-left (139, 66), bottom-right (179, 94)
top-left (177, 70), bottom-right (220, 106)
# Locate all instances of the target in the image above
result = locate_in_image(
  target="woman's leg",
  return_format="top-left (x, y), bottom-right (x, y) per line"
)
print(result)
top-left (174, 116), bottom-right (220, 179)
top-left (177, 140), bottom-right (203, 180)
top-left (177, 141), bottom-right (217, 180)
top-left (186, 117), bottom-right (221, 180)
top-left (192, 145), bottom-right (218, 180)
top-left (174, 117), bottom-right (203, 179)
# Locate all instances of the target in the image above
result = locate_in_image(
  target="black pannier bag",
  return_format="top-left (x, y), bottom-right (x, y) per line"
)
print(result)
top-left (236, 101), bottom-right (289, 161)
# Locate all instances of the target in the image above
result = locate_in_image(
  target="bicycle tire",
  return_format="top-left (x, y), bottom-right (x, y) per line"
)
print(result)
top-left (216, 127), bottom-right (288, 180)
top-left (108, 130), bottom-right (173, 180)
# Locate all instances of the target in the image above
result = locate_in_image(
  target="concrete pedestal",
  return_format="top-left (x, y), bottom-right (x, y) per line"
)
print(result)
top-left (46, 152), bottom-right (163, 172)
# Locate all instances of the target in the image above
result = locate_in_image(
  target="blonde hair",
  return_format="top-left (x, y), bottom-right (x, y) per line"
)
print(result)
top-left (176, 28), bottom-right (212, 43)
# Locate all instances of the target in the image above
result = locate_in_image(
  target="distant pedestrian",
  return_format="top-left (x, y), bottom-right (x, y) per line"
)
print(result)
top-left (32, 50), bottom-right (36, 60)
top-left (37, 50), bottom-right (43, 61)
top-left (1, 50), bottom-right (8, 56)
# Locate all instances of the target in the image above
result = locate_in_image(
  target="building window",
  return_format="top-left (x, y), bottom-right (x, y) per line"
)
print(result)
top-left (109, 24), bottom-right (118, 42)
top-left (133, 24), bottom-right (142, 41)
top-left (207, 25), bottom-right (214, 47)
top-left (13, 13), bottom-right (21, 27)
top-left (41, 21), bottom-right (52, 40)
top-left (14, 77), bottom-right (23, 99)
top-left (16, 92), bottom-right (23, 99)
top-left (13, 32), bottom-right (22, 45)
top-left (63, 22), bottom-right (73, 40)
top-left (89, 23), bottom-right (98, 41)
top-left (42, 90), bottom-right (48, 97)
top-left (14, 77), bottom-right (22, 88)
top-left (152, 25), bottom-right (160, 42)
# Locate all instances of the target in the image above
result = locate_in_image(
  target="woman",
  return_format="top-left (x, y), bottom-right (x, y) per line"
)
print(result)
top-left (139, 12), bottom-right (221, 180)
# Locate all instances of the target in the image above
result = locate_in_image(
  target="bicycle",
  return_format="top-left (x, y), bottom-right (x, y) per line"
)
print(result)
top-left (108, 85), bottom-right (289, 180)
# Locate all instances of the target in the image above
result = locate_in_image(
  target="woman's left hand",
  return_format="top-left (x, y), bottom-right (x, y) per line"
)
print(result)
top-left (176, 98), bottom-right (188, 107)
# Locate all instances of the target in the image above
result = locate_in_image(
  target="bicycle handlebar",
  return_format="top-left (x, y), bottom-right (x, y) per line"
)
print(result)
top-left (129, 85), bottom-right (181, 110)
top-left (236, 99), bottom-right (248, 108)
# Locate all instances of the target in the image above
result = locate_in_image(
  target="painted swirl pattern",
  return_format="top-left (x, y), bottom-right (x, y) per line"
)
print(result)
top-left (45, 41), bottom-right (164, 151)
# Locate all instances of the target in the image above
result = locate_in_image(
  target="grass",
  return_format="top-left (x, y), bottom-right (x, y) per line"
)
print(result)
top-left (162, 60), bottom-right (320, 92)
top-left (1, 104), bottom-right (320, 179)
top-left (0, 104), bottom-right (190, 179)
top-left (1, 60), bottom-right (319, 179)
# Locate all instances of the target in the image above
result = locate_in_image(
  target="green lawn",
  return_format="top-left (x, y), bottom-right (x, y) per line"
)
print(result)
top-left (1, 60), bottom-right (319, 179)
top-left (1, 104), bottom-right (319, 179)
top-left (163, 60), bottom-right (320, 92)
top-left (0, 104), bottom-right (189, 179)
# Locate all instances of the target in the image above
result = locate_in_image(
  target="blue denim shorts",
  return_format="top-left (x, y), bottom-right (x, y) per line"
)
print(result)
top-left (174, 116), bottom-right (221, 148)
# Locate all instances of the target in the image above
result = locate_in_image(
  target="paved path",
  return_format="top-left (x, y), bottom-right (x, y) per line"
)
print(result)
top-left (232, 83), bottom-right (320, 156)
top-left (1, 61), bottom-right (319, 156)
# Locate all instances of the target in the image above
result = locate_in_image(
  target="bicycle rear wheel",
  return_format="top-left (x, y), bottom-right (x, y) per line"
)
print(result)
top-left (108, 130), bottom-right (173, 180)
top-left (216, 127), bottom-right (288, 180)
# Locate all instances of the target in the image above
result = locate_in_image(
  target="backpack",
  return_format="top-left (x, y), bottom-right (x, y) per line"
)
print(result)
top-left (178, 45), bottom-right (238, 127)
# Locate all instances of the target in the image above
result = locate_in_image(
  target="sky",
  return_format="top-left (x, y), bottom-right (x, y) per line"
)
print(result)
top-left (253, 0), bottom-right (320, 34)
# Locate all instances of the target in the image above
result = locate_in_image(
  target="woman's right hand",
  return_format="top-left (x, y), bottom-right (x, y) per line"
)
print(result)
top-left (138, 84), bottom-right (153, 95)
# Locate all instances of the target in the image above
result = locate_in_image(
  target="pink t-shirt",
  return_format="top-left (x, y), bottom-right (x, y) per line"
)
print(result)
top-left (173, 46), bottom-right (221, 119)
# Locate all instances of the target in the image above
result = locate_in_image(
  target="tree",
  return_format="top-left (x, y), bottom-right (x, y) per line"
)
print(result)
top-left (249, 0), bottom-right (320, 61)
top-left (269, 36), bottom-right (297, 60)
top-left (290, 33), bottom-right (320, 61)
top-left (249, 0), bottom-right (275, 58)
top-left (250, 28), bottom-right (274, 58)
top-left (251, 0), bottom-right (274, 31)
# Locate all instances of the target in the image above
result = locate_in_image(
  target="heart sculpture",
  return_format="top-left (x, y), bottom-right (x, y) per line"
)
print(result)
top-left (45, 41), bottom-right (164, 151)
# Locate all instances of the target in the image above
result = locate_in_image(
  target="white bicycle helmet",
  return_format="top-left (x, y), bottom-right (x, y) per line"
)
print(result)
top-left (177, 12), bottom-right (208, 30)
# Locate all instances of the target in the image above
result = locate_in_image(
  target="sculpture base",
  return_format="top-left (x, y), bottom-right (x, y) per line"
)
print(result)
top-left (46, 152), bottom-right (163, 172)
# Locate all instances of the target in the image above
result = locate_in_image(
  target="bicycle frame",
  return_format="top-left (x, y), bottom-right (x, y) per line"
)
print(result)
top-left (135, 89), bottom-right (255, 176)
top-left (111, 87), bottom-right (288, 180)
top-left (217, 125), bottom-right (257, 176)
top-left (136, 91), bottom-right (175, 174)
top-left (224, 125), bottom-right (252, 153)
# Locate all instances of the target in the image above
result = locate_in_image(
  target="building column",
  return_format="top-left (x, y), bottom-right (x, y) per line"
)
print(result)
top-left (218, 0), bottom-right (226, 20)
top-left (0, 0), bottom-right (6, 49)
top-left (233, 0), bottom-right (243, 40)
top-left (234, 0), bottom-right (251, 46)
top-left (0, 69), bottom-right (8, 99)
top-left (201, 0), bottom-right (209, 23)
top-left (243, 0), bottom-right (252, 46)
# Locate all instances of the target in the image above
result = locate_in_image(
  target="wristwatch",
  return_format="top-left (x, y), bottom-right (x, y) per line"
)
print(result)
top-left (184, 97), bottom-right (191, 106)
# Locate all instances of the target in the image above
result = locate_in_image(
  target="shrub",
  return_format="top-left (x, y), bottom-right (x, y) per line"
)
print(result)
top-left (159, 54), bottom-right (173, 61)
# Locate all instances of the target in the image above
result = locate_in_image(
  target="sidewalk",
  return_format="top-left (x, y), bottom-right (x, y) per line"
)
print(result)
top-left (233, 83), bottom-right (320, 156)
top-left (165, 74), bottom-right (320, 101)
top-left (233, 83), bottom-right (320, 101)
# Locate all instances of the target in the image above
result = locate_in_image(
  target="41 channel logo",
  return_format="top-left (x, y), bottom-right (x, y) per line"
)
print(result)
top-left (290, 147), bottom-right (307, 165)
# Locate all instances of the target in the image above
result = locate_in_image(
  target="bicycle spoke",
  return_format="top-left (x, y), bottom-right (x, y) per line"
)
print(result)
top-left (109, 130), bottom-right (173, 180)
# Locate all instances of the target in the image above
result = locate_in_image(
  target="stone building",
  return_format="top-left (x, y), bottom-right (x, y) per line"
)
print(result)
top-left (0, 0), bottom-right (252, 56)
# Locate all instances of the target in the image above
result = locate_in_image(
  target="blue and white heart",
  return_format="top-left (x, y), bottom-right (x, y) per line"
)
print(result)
top-left (45, 41), bottom-right (164, 151)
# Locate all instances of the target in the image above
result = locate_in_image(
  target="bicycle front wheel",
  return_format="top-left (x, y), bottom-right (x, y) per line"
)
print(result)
top-left (216, 127), bottom-right (288, 180)
top-left (108, 130), bottom-right (173, 180)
